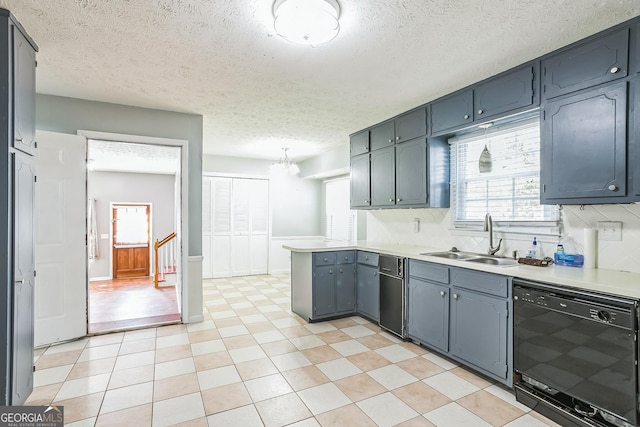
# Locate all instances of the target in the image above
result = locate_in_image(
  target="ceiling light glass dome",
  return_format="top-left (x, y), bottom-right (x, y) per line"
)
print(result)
top-left (273, 0), bottom-right (341, 47)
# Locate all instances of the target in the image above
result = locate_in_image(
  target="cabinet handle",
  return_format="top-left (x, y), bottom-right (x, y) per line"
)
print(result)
top-left (339, 268), bottom-right (343, 273)
top-left (610, 66), bottom-right (620, 74)
top-left (388, 138), bottom-right (393, 143)
top-left (453, 293), bottom-right (458, 299)
top-left (365, 256), bottom-right (369, 260)
top-left (329, 269), bottom-right (333, 274)
top-left (323, 257), bottom-right (328, 262)
top-left (396, 136), bottom-right (400, 141)
top-left (463, 114), bottom-right (469, 120)
top-left (16, 279), bottom-right (24, 285)
top-left (608, 184), bottom-right (618, 191)
top-left (15, 137), bottom-right (23, 142)
top-left (440, 290), bottom-right (445, 297)
top-left (364, 146), bottom-right (368, 151)
top-left (374, 272), bottom-right (377, 276)
top-left (396, 198), bottom-right (402, 202)
top-left (389, 198), bottom-right (394, 202)
top-left (477, 109), bottom-right (484, 115)
top-left (344, 256), bottom-right (349, 260)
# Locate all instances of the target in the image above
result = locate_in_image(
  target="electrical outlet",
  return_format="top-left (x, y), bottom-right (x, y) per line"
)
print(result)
top-left (597, 221), bottom-right (622, 241)
top-left (413, 218), bottom-right (420, 233)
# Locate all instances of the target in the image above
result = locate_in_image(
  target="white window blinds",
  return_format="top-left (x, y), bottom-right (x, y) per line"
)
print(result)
top-left (449, 117), bottom-right (558, 228)
top-left (325, 177), bottom-right (356, 241)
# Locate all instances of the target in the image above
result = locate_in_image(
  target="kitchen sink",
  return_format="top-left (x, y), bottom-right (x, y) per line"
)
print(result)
top-left (419, 251), bottom-right (480, 260)
top-left (465, 257), bottom-right (519, 267)
top-left (421, 251), bottom-right (519, 267)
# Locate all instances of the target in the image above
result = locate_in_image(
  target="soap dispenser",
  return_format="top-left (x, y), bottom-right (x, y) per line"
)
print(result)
top-left (527, 237), bottom-right (539, 259)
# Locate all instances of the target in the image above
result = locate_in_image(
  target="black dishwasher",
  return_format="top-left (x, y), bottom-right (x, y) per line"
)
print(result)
top-left (378, 254), bottom-right (406, 338)
top-left (513, 279), bottom-right (638, 427)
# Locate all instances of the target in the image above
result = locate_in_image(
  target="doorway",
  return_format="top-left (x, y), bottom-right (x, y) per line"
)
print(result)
top-left (112, 203), bottom-right (151, 279)
top-left (87, 139), bottom-right (182, 334)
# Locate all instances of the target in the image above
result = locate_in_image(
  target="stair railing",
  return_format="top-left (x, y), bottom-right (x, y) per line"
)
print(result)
top-left (154, 232), bottom-right (177, 288)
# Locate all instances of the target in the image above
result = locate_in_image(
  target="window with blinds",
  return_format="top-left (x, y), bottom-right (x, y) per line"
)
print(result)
top-left (325, 177), bottom-right (357, 241)
top-left (449, 117), bottom-right (558, 229)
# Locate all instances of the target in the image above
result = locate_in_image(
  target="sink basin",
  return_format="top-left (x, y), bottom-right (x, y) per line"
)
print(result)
top-left (421, 251), bottom-right (520, 267)
top-left (465, 257), bottom-right (519, 267)
top-left (420, 251), bottom-right (480, 260)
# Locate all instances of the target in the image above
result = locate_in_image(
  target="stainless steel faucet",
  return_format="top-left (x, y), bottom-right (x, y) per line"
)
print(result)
top-left (484, 213), bottom-right (502, 255)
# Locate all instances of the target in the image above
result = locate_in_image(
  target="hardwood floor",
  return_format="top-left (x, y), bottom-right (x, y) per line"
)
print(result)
top-left (88, 276), bottom-right (180, 334)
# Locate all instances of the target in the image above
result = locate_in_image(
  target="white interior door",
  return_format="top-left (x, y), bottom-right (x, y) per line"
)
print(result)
top-left (212, 177), bottom-right (232, 277)
top-left (249, 179), bottom-right (269, 274)
top-left (231, 179), bottom-right (251, 276)
top-left (34, 130), bottom-right (87, 347)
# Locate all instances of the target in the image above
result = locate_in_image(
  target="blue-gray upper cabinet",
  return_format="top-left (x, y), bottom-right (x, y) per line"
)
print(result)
top-left (12, 27), bottom-right (37, 155)
top-left (370, 109), bottom-right (427, 151)
top-left (370, 121), bottom-right (395, 151)
top-left (395, 138), bottom-right (427, 206)
top-left (370, 146), bottom-right (395, 207)
top-left (431, 90), bottom-right (473, 134)
top-left (350, 130), bottom-right (369, 156)
top-left (542, 28), bottom-right (629, 99)
top-left (474, 64), bottom-right (538, 121)
top-left (541, 82), bottom-right (628, 203)
top-left (350, 153), bottom-right (370, 208)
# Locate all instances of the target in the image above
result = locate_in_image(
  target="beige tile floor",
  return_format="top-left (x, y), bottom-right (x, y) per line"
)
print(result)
top-left (27, 273), bottom-right (560, 427)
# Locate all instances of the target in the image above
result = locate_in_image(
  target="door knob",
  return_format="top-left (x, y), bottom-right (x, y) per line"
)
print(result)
top-left (610, 66), bottom-right (620, 74)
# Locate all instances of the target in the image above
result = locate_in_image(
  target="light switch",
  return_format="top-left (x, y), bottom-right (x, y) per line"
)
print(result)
top-left (597, 221), bottom-right (622, 241)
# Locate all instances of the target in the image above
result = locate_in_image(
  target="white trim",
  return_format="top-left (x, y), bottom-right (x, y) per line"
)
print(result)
top-left (88, 276), bottom-right (110, 282)
top-left (79, 130), bottom-right (191, 324)
top-left (203, 171), bottom-right (270, 180)
top-left (271, 235), bottom-right (325, 241)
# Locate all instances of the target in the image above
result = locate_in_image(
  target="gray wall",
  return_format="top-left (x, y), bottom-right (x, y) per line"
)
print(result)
top-left (36, 94), bottom-right (203, 256)
top-left (88, 171), bottom-right (176, 279)
top-left (203, 154), bottom-right (322, 237)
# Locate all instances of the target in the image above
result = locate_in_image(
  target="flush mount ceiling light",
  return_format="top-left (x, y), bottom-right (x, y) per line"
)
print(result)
top-left (271, 147), bottom-right (300, 175)
top-left (273, 0), bottom-right (341, 46)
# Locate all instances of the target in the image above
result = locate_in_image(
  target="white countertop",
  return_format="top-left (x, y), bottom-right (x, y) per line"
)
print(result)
top-left (283, 240), bottom-right (640, 300)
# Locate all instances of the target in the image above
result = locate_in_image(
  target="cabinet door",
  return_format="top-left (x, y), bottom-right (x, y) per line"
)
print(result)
top-left (313, 265), bottom-right (335, 317)
top-left (395, 138), bottom-right (427, 206)
top-left (541, 82), bottom-right (627, 203)
top-left (350, 130), bottom-right (369, 156)
top-left (356, 264), bottom-right (379, 321)
top-left (12, 152), bottom-right (35, 404)
top-left (431, 90), bottom-right (473, 134)
top-left (395, 108), bottom-right (427, 143)
top-left (407, 278), bottom-right (449, 352)
top-left (370, 121), bottom-right (395, 151)
top-left (450, 290), bottom-right (508, 379)
top-left (370, 146), bottom-right (395, 207)
top-left (474, 65), bottom-right (536, 120)
top-left (336, 263), bottom-right (356, 313)
top-left (12, 27), bottom-right (37, 155)
top-left (542, 28), bottom-right (629, 99)
top-left (350, 153), bottom-right (370, 208)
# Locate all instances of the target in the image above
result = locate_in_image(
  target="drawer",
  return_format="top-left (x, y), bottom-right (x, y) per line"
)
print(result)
top-left (450, 268), bottom-right (508, 298)
top-left (336, 250), bottom-right (356, 264)
top-left (409, 260), bottom-right (449, 284)
top-left (314, 252), bottom-right (336, 266)
top-left (357, 251), bottom-right (379, 267)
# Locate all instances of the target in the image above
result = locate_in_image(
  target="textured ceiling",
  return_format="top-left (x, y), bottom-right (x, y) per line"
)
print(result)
top-left (1, 0), bottom-right (639, 162)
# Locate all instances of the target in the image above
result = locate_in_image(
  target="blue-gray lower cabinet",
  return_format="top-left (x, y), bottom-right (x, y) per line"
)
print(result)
top-left (449, 288), bottom-right (509, 380)
top-left (310, 251), bottom-right (356, 320)
top-left (356, 251), bottom-right (379, 321)
top-left (407, 259), bottom-right (512, 386)
top-left (407, 277), bottom-right (449, 352)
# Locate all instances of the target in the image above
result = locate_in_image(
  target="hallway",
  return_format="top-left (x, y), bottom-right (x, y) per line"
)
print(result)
top-left (89, 277), bottom-right (180, 333)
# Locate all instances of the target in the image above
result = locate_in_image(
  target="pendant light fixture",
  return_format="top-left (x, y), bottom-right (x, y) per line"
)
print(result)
top-left (478, 122), bottom-right (493, 174)
top-left (271, 147), bottom-right (300, 175)
top-left (273, 0), bottom-right (341, 47)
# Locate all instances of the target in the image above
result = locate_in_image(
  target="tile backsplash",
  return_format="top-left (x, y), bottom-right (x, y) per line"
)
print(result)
top-left (366, 203), bottom-right (640, 274)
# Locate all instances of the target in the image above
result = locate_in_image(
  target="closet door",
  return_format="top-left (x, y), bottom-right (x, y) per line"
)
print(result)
top-left (201, 178), bottom-right (212, 278)
top-left (231, 179), bottom-right (251, 276)
top-left (249, 179), bottom-right (269, 275)
top-left (211, 177), bottom-right (232, 278)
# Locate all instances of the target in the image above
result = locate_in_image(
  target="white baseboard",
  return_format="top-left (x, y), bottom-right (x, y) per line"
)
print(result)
top-left (89, 276), bottom-right (110, 282)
